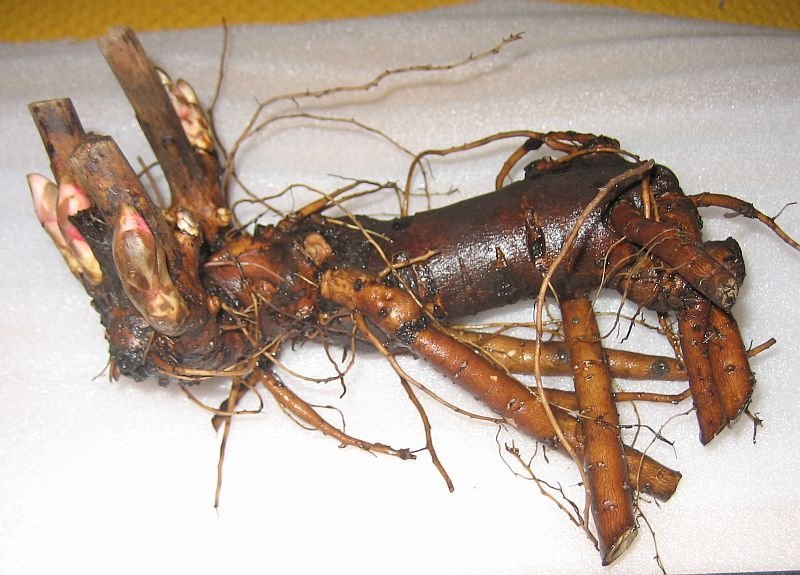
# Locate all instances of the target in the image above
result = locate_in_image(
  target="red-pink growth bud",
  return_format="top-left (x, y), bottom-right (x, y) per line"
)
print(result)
top-left (112, 204), bottom-right (189, 336)
top-left (157, 68), bottom-right (214, 152)
top-left (56, 178), bottom-right (103, 285)
top-left (28, 173), bottom-right (88, 280)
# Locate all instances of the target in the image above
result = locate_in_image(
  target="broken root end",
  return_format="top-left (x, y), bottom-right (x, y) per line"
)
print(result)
top-left (602, 525), bottom-right (638, 566)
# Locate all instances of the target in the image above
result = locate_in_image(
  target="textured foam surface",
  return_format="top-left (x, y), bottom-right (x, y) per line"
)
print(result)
top-left (2, 2), bottom-right (799, 573)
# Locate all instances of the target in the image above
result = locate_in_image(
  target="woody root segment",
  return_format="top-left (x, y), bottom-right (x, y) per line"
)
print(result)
top-left (27, 28), bottom-right (798, 566)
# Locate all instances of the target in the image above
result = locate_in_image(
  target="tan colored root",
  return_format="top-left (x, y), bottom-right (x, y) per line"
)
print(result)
top-left (529, 161), bottom-right (655, 541)
top-left (615, 388), bottom-right (691, 404)
top-left (659, 198), bottom-right (733, 443)
top-left (561, 296), bottom-right (637, 565)
top-left (748, 338), bottom-right (776, 358)
top-left (707, 306), bottom-right (754, 421)
top-left (677, 298), bottom-right (728, 444)
top-left (702, 241), bottom-right (756, 422)
top-left (453, 329), bottom-right (686, 381)
top-left (320, 268), bottom-right (681, 501)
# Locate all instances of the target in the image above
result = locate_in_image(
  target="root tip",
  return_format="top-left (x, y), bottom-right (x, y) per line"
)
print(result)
top-left (602, 525), bottom-right (638, 566)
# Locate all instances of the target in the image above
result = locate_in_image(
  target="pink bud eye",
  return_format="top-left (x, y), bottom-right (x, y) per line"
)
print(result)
top-left (113, 205), bottom-right (158, 293)
top-left (117, 232), bottom-right (156, 292)
top-left (29, 173), bottom-right (102, 284)
top-left (28, 173), bottom-right (59, 226)
top-left (56, 179), bottom-right (103, 285)
top-left (112, 204), bottom-right (189, 336)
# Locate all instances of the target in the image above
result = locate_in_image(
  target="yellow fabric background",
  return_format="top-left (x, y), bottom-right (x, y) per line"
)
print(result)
top-left (2, 0), bottom-right (799, 42)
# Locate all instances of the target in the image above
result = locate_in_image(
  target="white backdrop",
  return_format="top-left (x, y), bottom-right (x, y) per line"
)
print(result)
top-left (2, 2), bottom-right (799, 573)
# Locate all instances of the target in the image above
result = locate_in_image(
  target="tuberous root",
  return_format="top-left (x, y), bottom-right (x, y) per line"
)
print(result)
top-left (320, 268), bottom-right (681, 501)
top-left (610, 199), bottom-right (740, 311)
top-left (561, 296), bottom-right (637, 564)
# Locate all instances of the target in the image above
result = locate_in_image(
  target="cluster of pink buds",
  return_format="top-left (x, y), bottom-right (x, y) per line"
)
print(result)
top-left (28, 173), bottom-right (103, 285)
top-left (157, 68), bottom-right (214, 153)
top-left (112, 204), bottom-right (190, 337)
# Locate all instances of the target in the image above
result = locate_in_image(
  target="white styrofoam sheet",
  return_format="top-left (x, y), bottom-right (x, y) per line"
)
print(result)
top-left (2, 2), bottom-right (799, 573)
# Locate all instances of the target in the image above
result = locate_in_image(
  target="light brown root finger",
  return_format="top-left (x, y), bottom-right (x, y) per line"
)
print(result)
top-left (654, 197), bottom-right (731, 442)
top-left (323, 269), bottom-right (574, 439)
top-left (320, 268), bottom-right (681, 500)
top-left (531, 161), bottom-right (655, 531)
top-left (707, 306), bottom-right (755, 421)
top-left (655, 197), bottom-right (731, 442)
top-left (561, 296), bottom-right (637, 565)
top-left (677, 296), bottom-right (728, 444)
top-left (614, 389), bottom-right (691, 404)
top-left (528, 386), bottom-right (691, 407)
top-left (623, 444), bottom-right (681, 501)
top-left (703, 240), bottom-right (756, 421)
top-left (691, 192), bottom-right (800, 253)
top-left (254, 368), bottom-right (415, 461)
top-left (609, 199), bottom-right (739, 311)
top-left (453, 329), bottom-right (686, 381)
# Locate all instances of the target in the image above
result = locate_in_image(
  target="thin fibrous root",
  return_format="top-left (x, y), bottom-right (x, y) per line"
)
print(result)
top-left (355, 314), bottom-right (454, 491)
top-left (748, 338), bottom-right (776, 358)
top-left (254, 367), bottom-right (415, 460)
top-left (227, 33), bottom-right (523, 200)
top-left (214, 376), bottom-right (243, 508)
top-left (691, 192), bottom-right (800, 253)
